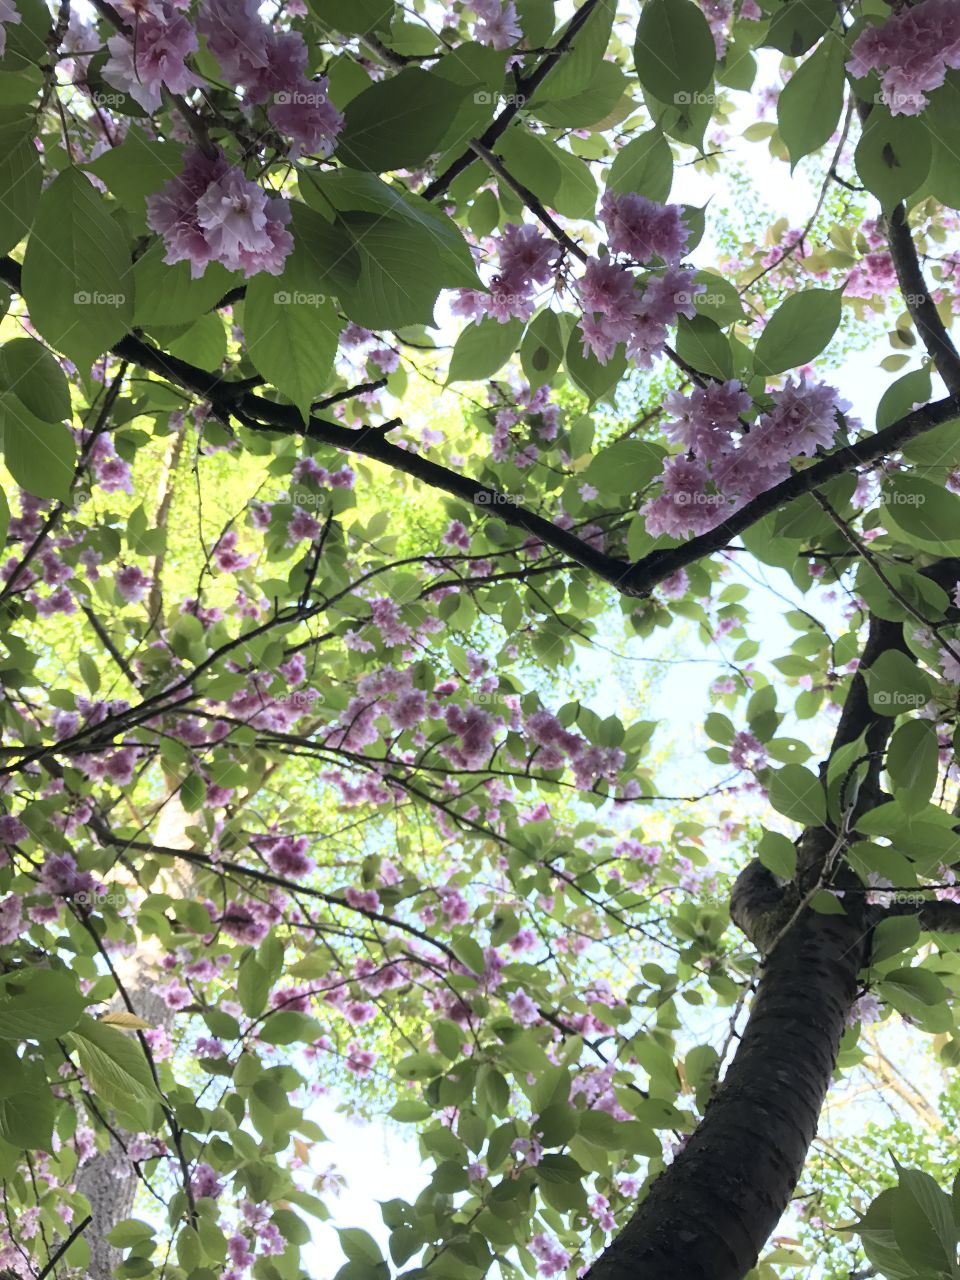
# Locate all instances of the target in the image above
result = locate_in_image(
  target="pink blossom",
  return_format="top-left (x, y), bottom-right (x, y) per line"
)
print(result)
top-left (147, 147), bottom-right (292, 280)
top-left (600, 192), bottom-right (689, 264)
top-left (103, 2), bottom-right (201, 113)
top-left (847, 0), bottom-right (960, 115)
top-left (729, 730), bottom-right (767, 771)
top-left (0, 895), bottom-right (25, 945)
top-left (508, 987), bottom-right (539, 1025)
top-left (117, 564), bottom-right (149, 603)
top-left (473, 0), bottom-right (522, 47)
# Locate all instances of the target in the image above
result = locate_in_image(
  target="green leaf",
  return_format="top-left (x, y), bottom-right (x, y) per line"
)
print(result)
top-left (0, 131), bottom-right (41, 255)
top-left (0, 393), bottom-right (77, 502)
top-left (870, 914), bottom-right (920, 964)
top-left (855, 110), bottom-right (933, 215)
top-left (808, 889), bottom-right (847, 915)
top-left (0, 968), bottom-right (86, 1040)
top-left (865, 649), bottom-right (933, 716)
top-left (448, 317), bottom-right (522, 383)
top-left (521, 310), bottom-right (564, 389)
top-left (165, 312), bottom-right (227, 372)
top-left (338, 1228), bottom-right (384, 1265)
top-left (675, 314), bottom-right (732, 379)
top-left (107, 1220), bottom-right (156, 1249)
top-left (0, 1085), bottom-right (54, 1151)
top-left (20, 168), bottom-right (134, 372)
top-left (886, 719), bottom-right (938, 813)
top-left (86, 127), bottom-right (185, 223)
top-left (777, 38), bottom-right (845, 167)
top-left (876, 366), bottom-right (932, 431)
top-left (245, 278), bottom-right (339, 422)
top-left (132, 241), bottom-right (240, 328)
top-left (396, 1052), bottom-right (446, 1081)
top-left (337, 68), bottom-right (470, 171)
top-left (879, 968), bottom-right (952, 1031)
top-left (302, 170), bottom-right (479, 289)
top-left (582, 441), bottom-right (665, 494)
top-left (0, 337), bottom-right (71, 422)
top-left (634, 0), bottom-right (716, 106)
top-left (757, 829), bottom-right (798, 878)
top-left (338, 214), bottom-right (460, 328)
top-left (69, 1015), bottom-right (162, 1108)
top-left (894, 1165), bottom-right (958, 1273)
top-left (765, 0), bottom-right (836, 55)
top-left (531, 62), bottom-right (628, 129)
top-left (607, 128), bottom-right (674, 202)
top-left (753, 287), bottom-right (842, 376)
top-left (237, 954), bottom-right (270, 1017)
top-left (308, 0), bottom-right (394, 36)
top-left (768, 764), bottom-right (826, 825)
top-left (565, 326), bottom-right (626, 404)
top-left (536, 0), bottom-right (615, 102)
top-left (881, 474), bottom-right (960, 554)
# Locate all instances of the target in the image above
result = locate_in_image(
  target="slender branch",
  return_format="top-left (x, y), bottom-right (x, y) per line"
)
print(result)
top-left (420, 0), bottom-right (604, 201)
top-left (36, 1214), bottom-right (92, 1279)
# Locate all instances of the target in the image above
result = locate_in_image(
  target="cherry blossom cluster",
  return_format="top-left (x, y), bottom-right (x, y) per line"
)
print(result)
top-left (197, 0), bottom-right (344, 158)
top-left (453, 223), bottom-right (560, 324)
top-left (147, 146), bottom-right (293, 277)
top-left (847, 0), bottom-right (960, 115)
top-left (577, 195), bottom-right (695, 366)
top-left (642, 377), bottom-right (850, 539)
top-left (102, 0), bottom-right (342, 157)
top-left (488, 381), bottom-right (561, 468)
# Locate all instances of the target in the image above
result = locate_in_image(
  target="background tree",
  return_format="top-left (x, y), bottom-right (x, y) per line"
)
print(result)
top-left (0, 0), bottom-right (959, 1278)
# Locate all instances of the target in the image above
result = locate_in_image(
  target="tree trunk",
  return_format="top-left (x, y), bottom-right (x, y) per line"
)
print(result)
top-left (585, 905), bottom-right (867, 1280)
top-left (76, 797), bottom-right (193, 1280)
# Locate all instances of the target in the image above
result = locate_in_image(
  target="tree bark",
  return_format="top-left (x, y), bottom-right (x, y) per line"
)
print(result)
top-left (76, 796), bottom-right (193, 1280)
top-left (585, 904), bottom-right (867, 1280)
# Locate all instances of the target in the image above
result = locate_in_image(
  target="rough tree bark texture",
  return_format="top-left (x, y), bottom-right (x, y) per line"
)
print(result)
top-left (586, 904), bottom-right (867, 1280)
top-left (76, 796), bottom-right (193, 1280)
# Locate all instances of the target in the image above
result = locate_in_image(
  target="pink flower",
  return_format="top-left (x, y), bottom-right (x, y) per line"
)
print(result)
top-left (0, 815), bottom-right (28, 844)
top-left (147, 147), bottom-right (293, 280)
top-left (286, 509), bottom-right (321, 544)
top-left (847, 0), bottom-right (960, 115)
top-left (600, 192), bottom-right (689, 264)
top-left (508, 987), bottom-right (539, 1026)
top-left (529, 1233), bottom-right (570, 1277)
top-left (117, 565), bottom-right (149, 603)
top-left (473, 0), bottom-right (522, 47)
top-left (729, 730), bottom-right (767, 771)
top-left (191, 1163), bottom-right (224, 1200)
top-left (0, 895), bottom-right (25, 945)
top-left (103, 2), bottom-right (202, 113)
